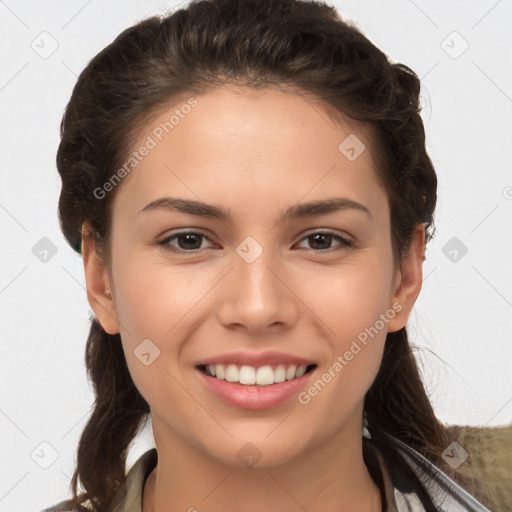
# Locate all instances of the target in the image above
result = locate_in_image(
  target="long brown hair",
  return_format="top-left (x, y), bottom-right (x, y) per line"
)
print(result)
top-left (56, 0), bottom-right (447, 509)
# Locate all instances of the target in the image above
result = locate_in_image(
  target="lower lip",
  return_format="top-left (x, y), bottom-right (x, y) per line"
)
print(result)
top-left (196, 367), bottom-right (316, 410)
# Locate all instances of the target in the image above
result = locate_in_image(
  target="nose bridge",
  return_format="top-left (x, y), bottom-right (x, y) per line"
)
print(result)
top-left (216, 234), bottom-right (297, 330)
top-left (235, 234), bottom-right (280, 304)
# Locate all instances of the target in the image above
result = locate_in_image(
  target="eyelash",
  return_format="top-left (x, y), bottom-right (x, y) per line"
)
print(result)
top-left (157, 230), bottom-right (353, 254)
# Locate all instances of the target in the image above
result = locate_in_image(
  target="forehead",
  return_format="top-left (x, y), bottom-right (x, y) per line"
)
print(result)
top-left (111, 85), bottom-right (388, 221)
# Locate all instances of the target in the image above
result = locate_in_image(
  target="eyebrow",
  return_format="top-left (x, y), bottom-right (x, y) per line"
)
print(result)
top-left (139, 196), bottom-right (372, 222)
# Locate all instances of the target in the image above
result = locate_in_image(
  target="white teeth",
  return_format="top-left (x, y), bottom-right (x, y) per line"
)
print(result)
top-left (204, 363), bottom-right (310, 385)
top-left (225, 364), bottom-right (239, 383)
top-left (285, 365), bottom-right (296, 380)
top-left (256, 365), bottom-right (275, 385)
top-left (273, 365), bottom-right (286, 383)
top-left (239, 365), bottom-right (256, 385)
top-left (296, 365), bottom-right (307, 378)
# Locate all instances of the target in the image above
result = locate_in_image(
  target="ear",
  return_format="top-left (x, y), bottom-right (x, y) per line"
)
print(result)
top-left (81, 221), bottom-right (120, 335)
top-left (386, 223), bottom-right (425, 333)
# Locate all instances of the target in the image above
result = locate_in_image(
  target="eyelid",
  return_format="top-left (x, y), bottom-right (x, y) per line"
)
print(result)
top-left (157, 228), bottom-right (354, 254)
top-left (157, 229), bottom-right (217, 251)
top-left (295, 229), bottom-right (353, 252)
top-left (300, 228), bottom-right (353, 243)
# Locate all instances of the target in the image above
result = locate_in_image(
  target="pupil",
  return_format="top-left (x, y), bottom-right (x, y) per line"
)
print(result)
top-left (179, 234), bottom-right (202, 250)
top-left (310, 233), bottom-right (331, 250)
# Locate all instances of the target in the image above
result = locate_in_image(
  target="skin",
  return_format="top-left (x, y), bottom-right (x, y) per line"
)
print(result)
top-left (81, 85), bottom-right (425, 512)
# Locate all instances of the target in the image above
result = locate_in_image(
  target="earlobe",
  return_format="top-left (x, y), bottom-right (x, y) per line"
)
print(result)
top-left (386, 224), bottom-right (425, 333)
top-left (81, 222), bottom-right (120, 335)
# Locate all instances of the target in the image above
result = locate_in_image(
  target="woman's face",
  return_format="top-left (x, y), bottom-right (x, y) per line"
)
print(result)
top-left (84, 85), bottom-right (422, 467)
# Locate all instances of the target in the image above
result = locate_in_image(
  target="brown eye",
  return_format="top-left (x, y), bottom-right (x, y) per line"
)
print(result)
top-left (158, 232), bottom-right (215, 253)
top-left (296, 231), bottom-right (353, 252)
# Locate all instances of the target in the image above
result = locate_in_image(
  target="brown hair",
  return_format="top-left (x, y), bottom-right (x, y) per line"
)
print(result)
top-left (56, 0), bottom-right (448, 510)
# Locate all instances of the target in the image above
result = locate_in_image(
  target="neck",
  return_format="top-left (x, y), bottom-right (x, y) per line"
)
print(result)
top-left (142, 416), bottom-right (382, 512)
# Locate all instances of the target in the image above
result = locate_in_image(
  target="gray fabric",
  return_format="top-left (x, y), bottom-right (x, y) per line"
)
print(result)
top-left (388, 436), bottom-right (492, 512)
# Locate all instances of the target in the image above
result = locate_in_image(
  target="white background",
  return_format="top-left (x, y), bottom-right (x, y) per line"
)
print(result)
top-left (1, 1), bottom-right (511, 510)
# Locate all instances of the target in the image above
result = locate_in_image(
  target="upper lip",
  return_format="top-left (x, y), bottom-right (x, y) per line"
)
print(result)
top-left (196, 350), bottom-right (317, 368)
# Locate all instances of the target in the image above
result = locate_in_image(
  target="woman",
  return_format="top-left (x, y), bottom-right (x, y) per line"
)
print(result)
top-left (44, 0), bottom-right (491, 510)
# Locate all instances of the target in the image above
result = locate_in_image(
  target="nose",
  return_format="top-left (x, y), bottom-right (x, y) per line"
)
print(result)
top-left (215, 243), bottom-right (300, 334)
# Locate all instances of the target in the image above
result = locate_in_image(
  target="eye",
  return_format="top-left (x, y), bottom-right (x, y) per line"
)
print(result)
top-left (157, 231), bottom-right (216, 253)
top-left (296, 230), bottom-right (353, 252)
top-left (157, 229), bottom-right (353, 254)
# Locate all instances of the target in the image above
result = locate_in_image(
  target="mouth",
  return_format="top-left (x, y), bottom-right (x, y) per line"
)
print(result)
top-left (196, 363), bottom-right (318, 387)
top-left (195, 361), bottom-right (318, 410)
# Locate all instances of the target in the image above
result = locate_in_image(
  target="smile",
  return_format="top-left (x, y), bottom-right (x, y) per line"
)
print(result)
top-left (198, 363), bottom-right (317, 386)
top-left (196, 362), bottom-right (318, 410)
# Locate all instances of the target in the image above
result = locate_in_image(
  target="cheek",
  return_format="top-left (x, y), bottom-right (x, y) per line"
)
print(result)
top-left (295, 280), bottom-right (391, 433)
top-left (311, 257), bottom-right (395, 340)
top-left (111, 257), bottom-right (216, 397)
top-left (296, 257), bottom-right (394, 405)
top-left (114, 257), bottom-right (212, 340)
top-left (323, 288), bottom-right (389, 386)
